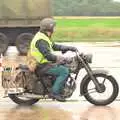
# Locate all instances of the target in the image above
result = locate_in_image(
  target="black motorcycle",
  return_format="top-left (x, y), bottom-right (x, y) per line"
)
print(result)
top-left (2, 51), bottom-right (119, 106)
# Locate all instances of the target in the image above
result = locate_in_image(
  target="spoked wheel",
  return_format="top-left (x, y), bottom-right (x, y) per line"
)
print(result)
top-left (8, 94), bottom-right (39, 106)
top-left (8, 70), bottom-right (39, 105)
top-left (83, 73), bottom-right (119, 105)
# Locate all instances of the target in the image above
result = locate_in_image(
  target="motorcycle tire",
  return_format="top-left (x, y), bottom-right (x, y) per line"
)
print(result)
top-left (83, 73), bottom-right (119, 106)
top-left (8, 94), bottom-right (39, 105)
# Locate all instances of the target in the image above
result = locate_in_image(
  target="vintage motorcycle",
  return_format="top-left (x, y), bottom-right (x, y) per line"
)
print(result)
top-left (2, 51), bottom-right (119, 106)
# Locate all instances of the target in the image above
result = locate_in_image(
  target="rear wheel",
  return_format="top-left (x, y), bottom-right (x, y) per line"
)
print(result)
top-left (16, 33), bottom-right (34, 55)
top-left (9, 94), bottom-right (39, 105)
top-left (83, 73), bottom-right (119, 105)
top-left (8, 67), bottom-right (39, 105)
top-left (0, 33), bottom-right (9, 54)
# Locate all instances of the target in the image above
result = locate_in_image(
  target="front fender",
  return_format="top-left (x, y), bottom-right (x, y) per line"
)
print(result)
top-left (80, 69), bottom-right (110, 95)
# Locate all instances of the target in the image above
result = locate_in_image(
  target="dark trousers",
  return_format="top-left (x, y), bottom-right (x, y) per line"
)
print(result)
top-left (47, 65), bottom-right (69, 94)
top-left (36, 64), bottom-right (69, 94)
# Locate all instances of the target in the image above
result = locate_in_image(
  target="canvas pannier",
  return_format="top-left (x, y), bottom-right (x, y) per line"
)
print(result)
top-left (2, 67), bottom-right (25, 95)
top-left (2, 65), bottom-right (37, 95)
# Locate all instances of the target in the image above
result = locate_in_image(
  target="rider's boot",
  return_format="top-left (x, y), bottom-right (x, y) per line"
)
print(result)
top-left (50, 93), bottom-right (66, 102)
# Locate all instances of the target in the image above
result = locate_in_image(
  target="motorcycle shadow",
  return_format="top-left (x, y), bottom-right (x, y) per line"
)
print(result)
top-left (4, 104), bottom-right (72, 120)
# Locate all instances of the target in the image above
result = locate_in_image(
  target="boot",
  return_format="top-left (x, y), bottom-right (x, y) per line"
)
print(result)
top-left (50, 93), bottom-right (66, 102)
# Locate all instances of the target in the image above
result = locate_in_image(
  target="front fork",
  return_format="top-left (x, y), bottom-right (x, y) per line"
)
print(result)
top-left (80, 60), bottom-right (103, 93)
top-left (86, 65), bottom-right (103, 92)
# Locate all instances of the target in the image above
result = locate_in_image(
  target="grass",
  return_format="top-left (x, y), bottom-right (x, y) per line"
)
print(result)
top-left (52, 17), bottom-right (120, 42)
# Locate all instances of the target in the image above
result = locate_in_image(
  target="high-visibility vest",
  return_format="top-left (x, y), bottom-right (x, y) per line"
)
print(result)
top-left (30, 32), bottom-right (53, 64)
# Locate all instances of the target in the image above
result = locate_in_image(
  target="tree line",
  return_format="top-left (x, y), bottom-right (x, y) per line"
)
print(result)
top-left (52, 0), bottom-right (120, 16)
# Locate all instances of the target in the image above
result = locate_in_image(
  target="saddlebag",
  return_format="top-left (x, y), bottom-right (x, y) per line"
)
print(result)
top-left (2, 67), bottom-right (25, 95)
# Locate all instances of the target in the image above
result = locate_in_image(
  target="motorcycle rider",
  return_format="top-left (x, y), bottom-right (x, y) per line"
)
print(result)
top-left (30, 18), bottom-right (77, 102)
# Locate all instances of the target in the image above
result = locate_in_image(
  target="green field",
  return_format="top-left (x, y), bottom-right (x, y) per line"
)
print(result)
top-left (52, 17), bottom-right (120, 42)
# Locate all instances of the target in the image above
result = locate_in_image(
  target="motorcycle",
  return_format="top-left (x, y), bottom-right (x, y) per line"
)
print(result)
top-left (1, 51), bottom-right (119, 106)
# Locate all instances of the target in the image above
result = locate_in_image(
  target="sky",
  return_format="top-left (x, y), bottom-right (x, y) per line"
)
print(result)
top-left (113, 0), bottom-right (120, 2)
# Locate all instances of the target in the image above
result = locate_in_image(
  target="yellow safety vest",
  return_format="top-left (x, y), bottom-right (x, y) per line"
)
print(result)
top-left (30, 32), bottom-right (53, 64)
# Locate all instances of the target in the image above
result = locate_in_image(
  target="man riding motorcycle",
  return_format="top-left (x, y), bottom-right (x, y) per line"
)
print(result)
top-left (30, 18), bottom-right (77, 102)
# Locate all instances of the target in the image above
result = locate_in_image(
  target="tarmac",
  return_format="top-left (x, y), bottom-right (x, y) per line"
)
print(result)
top-left (1, 42), bottom-right (120, 120)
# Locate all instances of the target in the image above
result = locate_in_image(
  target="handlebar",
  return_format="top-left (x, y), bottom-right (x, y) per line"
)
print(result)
top-left (61, 49), bottom-right (92, 64)
top-left (75, 50), bottom-right (92, 64)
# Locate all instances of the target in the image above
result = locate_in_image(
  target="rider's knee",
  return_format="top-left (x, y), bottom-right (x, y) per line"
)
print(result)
top-left (59, 65), bottom-right (69, 76)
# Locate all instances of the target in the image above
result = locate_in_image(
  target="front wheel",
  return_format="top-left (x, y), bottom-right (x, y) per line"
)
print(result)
top-left (83, 73), bottom-right (119, 105)
top-left (8, 94), bottom-right (39, 105)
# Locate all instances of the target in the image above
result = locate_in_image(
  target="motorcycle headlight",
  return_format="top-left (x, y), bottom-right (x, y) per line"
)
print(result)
top-left (84, 54), bottom-right (92, 63)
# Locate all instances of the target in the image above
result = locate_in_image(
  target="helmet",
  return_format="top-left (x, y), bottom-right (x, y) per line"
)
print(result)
top-left (40, 18), bottom-right (56, 32)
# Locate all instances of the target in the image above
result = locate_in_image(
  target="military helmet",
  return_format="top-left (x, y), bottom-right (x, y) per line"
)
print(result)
top-left (40, 18), bottom-right (56, 32)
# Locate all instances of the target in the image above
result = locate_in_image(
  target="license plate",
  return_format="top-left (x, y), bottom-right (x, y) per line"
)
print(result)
top-left (7, 88), bottom-right (24, 94)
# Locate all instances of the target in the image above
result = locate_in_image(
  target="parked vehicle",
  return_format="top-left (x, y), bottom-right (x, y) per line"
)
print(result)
top-left (0, 0), bottom-right (51, 55)
top-left (2, 51), bottom-right (119, 105)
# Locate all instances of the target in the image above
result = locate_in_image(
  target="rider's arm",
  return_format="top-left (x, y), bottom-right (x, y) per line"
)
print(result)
top-left (53, 43), bottom-right (77, 52)
top-left (35, 40), bottom-right (57, 62)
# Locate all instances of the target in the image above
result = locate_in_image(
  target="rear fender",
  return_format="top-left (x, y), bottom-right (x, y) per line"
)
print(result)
top-left (80, 69), bottom-right (110, 95)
